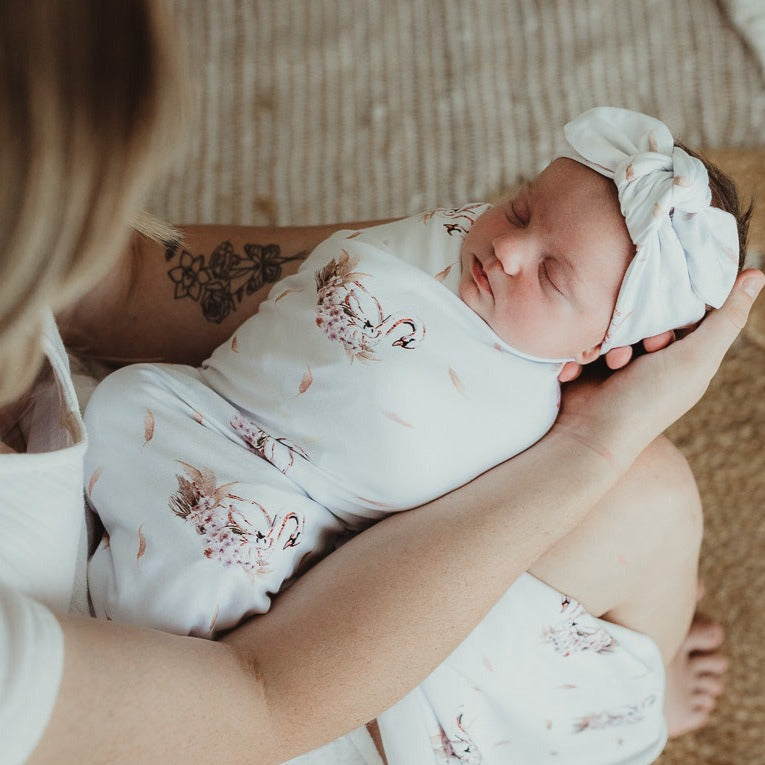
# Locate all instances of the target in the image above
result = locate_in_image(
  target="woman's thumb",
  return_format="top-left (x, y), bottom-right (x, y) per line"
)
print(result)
top-left (695, 269), bottom-right (764, 362)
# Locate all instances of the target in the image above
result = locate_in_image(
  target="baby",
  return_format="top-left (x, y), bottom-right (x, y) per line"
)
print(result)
top-left (84, 108), bottom-right (741, 764)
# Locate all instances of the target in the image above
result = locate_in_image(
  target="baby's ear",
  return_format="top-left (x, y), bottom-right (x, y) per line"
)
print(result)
top-left (573, 345), bottom-right (601, 365)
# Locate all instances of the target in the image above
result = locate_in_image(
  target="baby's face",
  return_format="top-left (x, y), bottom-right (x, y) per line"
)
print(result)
top-left (459, 158), bottom-right (635, 361)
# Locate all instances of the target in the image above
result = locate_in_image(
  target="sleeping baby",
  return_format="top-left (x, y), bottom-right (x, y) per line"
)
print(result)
top-left (84, 107), bottom-right (741, 764)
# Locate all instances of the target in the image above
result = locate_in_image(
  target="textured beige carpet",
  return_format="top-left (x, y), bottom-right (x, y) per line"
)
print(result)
top-left (147, 2), bottom-right (765, 761)
top-left (150, 0), bottom-right (765, 226)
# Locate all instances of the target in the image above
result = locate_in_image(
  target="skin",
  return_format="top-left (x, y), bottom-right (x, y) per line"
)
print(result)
top-left (459, 158), bottom-right (635, 363)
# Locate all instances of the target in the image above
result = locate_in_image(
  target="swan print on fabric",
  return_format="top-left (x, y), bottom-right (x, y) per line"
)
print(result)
top-left (314, 249), bottom-right (425, 361)
top-left (230, 412), bottom-right (308, 474)
top-left (420, 203), bottom-right (487, 238)
top-left (169, 461), bottom-right (304, 573)
top-left (432, 711), bottom-right (482, 764)
top-left (542, 595), bottom-right (616, 656)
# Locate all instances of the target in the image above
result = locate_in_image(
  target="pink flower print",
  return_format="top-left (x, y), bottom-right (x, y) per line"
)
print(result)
top-left (431, 712), bottom-right (482, 764)
top-left (315, 250), bottom-right (425, 361)
top-left (169, 461), bottom-right (305, 574)
top-left (230, 412), bottom-right (308, 473)
top-left (573, 694), bottom-right (657, 733)
top-left (419, 203), bottom-right (487, 238)
top-left (542, 596), bottom-right (615, 656)
top-left (604, 307), bottom-right (634, 345)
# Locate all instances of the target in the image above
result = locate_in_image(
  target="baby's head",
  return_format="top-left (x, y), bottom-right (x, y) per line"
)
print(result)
top-left (459, 107), bottom-right (751, 362)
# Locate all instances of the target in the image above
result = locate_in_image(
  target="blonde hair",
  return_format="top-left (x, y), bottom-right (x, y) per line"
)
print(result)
top-left (0, 0), bottom-right (186, 405)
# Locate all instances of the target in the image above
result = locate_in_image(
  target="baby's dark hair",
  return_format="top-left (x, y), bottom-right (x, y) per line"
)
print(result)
top-left (676, 143), bottom-right (753, 272)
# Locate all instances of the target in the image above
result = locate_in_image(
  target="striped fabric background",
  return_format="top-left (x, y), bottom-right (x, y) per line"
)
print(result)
top-left (148, 0), bottom-right (765, 227)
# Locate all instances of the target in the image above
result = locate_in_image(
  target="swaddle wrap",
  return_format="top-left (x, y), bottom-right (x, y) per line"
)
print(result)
top-left (86, 207), bottom-right (563, 634)
top-left (562, 106), bottom-right (739, 353)
top-left (199, 207), bottom-right (563, 521)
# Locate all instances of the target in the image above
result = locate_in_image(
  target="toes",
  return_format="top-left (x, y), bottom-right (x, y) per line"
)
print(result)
top-left (683, 620), bottom-right (725, 653)
top-left (690, 692), bottom-right (717, 714)
top-left (691, 653), bottom-right (729, 676)
top-left (692, 674), bottom-right (725, 697)
top-left (687, 709), bottom-right (710, 732)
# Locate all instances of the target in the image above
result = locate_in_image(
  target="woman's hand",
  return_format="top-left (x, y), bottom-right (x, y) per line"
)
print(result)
top-left (554, 269), bottom-right (764, 472)
top-left (559, 331), bottom-right (682, 383)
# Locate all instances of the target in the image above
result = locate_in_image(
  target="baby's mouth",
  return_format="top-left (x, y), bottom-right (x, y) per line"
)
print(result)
top-left (472, 255), bottom-right (494, 297)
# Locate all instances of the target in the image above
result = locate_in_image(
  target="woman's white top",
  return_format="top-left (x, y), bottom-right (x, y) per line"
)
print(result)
top-left (0, 311), bottom-right (88, 765)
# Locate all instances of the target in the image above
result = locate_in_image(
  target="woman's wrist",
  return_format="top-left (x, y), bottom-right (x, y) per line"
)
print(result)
top-left (551, 421), bottom-right (627, 475)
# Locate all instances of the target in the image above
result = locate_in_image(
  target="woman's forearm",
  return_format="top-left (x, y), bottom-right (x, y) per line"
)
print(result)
top-left (222, 430), bottom-right (618, 759)
top-left (32, 432), bottom-right (615, 765)
top-left (57, 220), bottom-right (394, 367)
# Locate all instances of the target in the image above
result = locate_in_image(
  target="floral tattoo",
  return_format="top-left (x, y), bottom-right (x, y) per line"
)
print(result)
top-left (165, 241), bottom-right (307, 323)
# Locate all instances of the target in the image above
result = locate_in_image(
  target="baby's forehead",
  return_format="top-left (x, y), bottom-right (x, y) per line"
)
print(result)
top-left (535, 158), bottom-right (618, 198)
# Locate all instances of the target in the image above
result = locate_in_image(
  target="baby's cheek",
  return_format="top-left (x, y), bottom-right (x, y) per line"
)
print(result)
top-left (582, 308), bottom-right (614, 347)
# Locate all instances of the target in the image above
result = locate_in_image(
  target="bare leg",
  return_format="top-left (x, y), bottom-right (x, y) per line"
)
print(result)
top-left (368, 435), bottom-right (724, 762)
top-left (529, 435), bottom-right (727, 737)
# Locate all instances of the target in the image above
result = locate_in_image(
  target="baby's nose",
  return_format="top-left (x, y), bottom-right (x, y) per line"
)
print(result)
top-left (492, 233), bottom-right (526, 276)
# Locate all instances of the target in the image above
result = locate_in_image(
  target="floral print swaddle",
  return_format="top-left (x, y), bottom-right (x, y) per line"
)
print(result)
top-left (86, 204), bottom-right (561, 633)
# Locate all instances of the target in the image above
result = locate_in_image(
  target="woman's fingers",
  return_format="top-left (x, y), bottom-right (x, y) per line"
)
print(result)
top-left (642, 330), bottom-right (675, 353)
top-left (559, 270), bottom-right (763, 393)
top-left (555, 269), bottom-right (764, 473)
top-left (604, 345), bottom-right (633, 370)
top-left (557, 360), bottom-right (583, 383)
top-left (686, 270), bottom-right (764, 369)
top-left (601, 330), bottom-right (677, 372)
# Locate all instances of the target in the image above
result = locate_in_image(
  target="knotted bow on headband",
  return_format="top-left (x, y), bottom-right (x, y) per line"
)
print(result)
top-left (561, 107), bottom-right (739, 353)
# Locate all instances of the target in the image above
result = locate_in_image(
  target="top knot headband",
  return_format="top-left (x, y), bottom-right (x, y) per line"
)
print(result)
top-left (561, 106), bottom-right (739, 354)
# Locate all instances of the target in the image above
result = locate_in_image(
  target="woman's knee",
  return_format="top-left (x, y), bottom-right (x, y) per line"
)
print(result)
top-left (529, 434), bottom-right (702, 618)
top-left (630, 435), bottom-right (703, 554)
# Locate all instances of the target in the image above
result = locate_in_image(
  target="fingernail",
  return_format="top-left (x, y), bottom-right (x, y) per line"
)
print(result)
top-left (742, 276), bottom-right (765, 298)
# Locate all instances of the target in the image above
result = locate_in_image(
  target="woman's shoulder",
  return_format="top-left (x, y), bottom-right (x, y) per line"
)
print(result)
top-left (0, 311), bottom-right (89, 613)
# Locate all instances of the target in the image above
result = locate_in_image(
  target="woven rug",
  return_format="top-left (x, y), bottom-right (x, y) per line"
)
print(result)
top-left (150, 0), bottom-right (765, 226)
top-left (147, 2), bottom-right (765, 761)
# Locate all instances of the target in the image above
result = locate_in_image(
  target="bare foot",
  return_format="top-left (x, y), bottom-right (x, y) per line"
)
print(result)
top-left (664, 614), bottom-right (728, 737)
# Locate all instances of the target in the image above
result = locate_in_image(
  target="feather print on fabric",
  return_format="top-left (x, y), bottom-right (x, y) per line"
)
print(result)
top-left (298, 366), bottom-right (313, 395)
top-left (136, 524), bottom-right (147, 559)
top-left (434, 264), bottom-right (453, 282)
top-left (143, 409), bottom-right (155, 445)
top-left (449, 367), bottom-right (468, 398)
top-left (572, 695), bottom-right (657, 733)
top-left (87, 466), bottom-right (103, 498)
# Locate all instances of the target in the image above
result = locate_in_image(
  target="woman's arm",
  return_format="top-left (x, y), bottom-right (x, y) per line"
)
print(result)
top-left (30, 431), bottom-right (613, 765)
top-left (30, 271), bottom-right (763, 765)
top-left (56, 221), bottom-right (393, 367)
